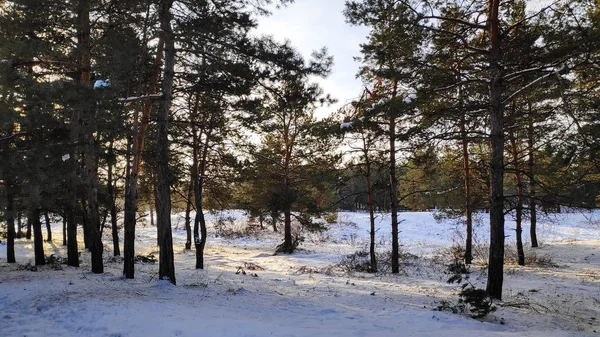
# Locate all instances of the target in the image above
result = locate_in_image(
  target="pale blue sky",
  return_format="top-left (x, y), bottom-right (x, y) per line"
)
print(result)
top-left (254, 0), bottom-right (371, 118)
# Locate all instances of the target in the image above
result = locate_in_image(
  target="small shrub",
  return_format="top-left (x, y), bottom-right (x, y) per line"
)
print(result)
top-left (324, 213), bottom-right (338, 224)
top-left (440, 258), bottom-right (496, 319)
top-left (337, 251), bottom-right (374, 273)
top-left (458, 285), bottom-right (496, 318)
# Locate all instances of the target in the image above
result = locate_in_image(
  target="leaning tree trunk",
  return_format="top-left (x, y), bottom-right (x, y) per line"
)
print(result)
top-left (510, 128), bottom-right (525, 266)
top-left (155, 0), bottom-right (176, 284)
top-left (527, 103), bottom-right (538, 248)
top-left (17, 213), bottom-right (23, 238)
top-left (486, 0), bottom-right (505, 300)
top-left (44, 211), bottom-right (52, 242)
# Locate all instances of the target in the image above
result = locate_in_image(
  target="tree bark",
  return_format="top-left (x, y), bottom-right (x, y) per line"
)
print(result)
top-left (460, 106), bottom-right (473, 265)
top-left (486, 0), bottom-right (505, 300)
top-left (29, 207), bottom-right (45, 266)
top-left (107, 140), bottom-right (120, 256)
top-left (365, 159), bottom-right (377, 272)
top-left (390, 80), bottom-right (400, 274)
top-left (62, 215), bottom-right (67, 246)
top-left (26, 215), bottom-right (32, 240)
top-left (122, 20), bottom-right (165, 280)
top-left (78, 0), bottom-right (103, 274)
top-left (510, 128), bottom-right (525, 266)
top-left (17, 213), bottom-right (23, 238)
top-left (5, 180), bottom-right (16, 263)
top-left (156, 0), bottom-right (176, 284)
top-left (528, 103), bottom-right (538, 248)
top-left (44, 211), bottom-right (52, 242)
top-left (184, 168), bottom-right (193, 250)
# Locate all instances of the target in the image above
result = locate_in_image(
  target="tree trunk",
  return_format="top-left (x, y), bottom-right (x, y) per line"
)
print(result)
top-left (486, 0), bottom-right (505, 300)
top-left (107, 140), bottom-right (120, 256)
top-left (184, 172), bottom-right (193, 250)
top-left (76, 0), bottom-right (104, 273)
top-left (80, 198), bottom-right (90, 249)
top-left (17, 213), bottom-right (23, 238)
top-left (389, 80), bottom-right (400, 274)
top-left (29, 207), bottom-right (45, 266)
top-left (5, 180), bottom-right (16, 263)
top-left (122, 24), bottom-right (165, 280)
top-left (510, 128), bottom-right (525, 266)
top-left (362, 135), bottom-right (377, 272)
top-left (461, 110), bottom-right (473, 265)
top-left (366, 168), bottom-right (377, 273)
top-left (528, 103), bottom-right (538, 248)
top-left (62, 215), bottom-right (67, 246)
top-left (271, 210), bottom-right (278, 232)
top-left (156, 0), bottom-right (176, 284)
top-left (44, 211), bottom-right (52, 242)
top-left (26, 215), bottom-right (32, 240)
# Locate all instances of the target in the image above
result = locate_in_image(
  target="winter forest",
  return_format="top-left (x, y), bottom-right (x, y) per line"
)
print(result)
top-left (1, 0), bottom-right (599, 336)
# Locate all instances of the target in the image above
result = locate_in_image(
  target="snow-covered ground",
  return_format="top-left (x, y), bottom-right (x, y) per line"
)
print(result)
top-left (1, 210), bottom-right (599, 337)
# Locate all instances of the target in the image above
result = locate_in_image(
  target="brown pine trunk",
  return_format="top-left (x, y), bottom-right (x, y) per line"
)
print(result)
top-left (44, 211), bottom-right (52, 242)
top-left (527, 103), bottom-right (538, 248)
top-left (156, 0), bottom-right (176, 284)
top-left (510, 128), bottom-right (525, 266)
top-left (122, 23), bottom-right (165, 280)
top-left (486, 0), bottom-right (505, 300)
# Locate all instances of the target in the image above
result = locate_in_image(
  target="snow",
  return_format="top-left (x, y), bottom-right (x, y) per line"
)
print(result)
top-left (340, 121), bottom-right (352, 129)
top-left (93, 79), bottom-right (110, 89)
top-left (118, 93), bottom-right (162, 102)
top-left (1, 210), bottom-right (599, 336)
top-left (61, 154), bottom-right (70, 161)
top-left (404, 93), bottom-right (417, 103)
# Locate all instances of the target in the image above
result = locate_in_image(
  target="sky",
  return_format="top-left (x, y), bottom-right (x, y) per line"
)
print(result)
top-left (253, 0), bottom-right (371, 118)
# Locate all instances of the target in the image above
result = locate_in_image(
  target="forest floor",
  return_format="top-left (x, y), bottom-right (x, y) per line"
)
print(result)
top-left (0, 210), bottom-right (599, 337)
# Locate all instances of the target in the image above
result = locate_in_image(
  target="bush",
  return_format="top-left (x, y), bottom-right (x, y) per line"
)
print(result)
top-left (324, 213), bottom-right (338, 224)
top-left (440, 259), bottom-right (496, 319)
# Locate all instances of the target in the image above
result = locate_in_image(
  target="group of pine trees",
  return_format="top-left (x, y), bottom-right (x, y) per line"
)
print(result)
top-left (1, 0), bottom-right (599, 300)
